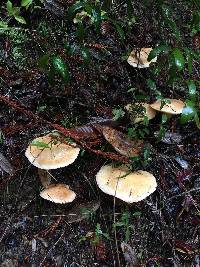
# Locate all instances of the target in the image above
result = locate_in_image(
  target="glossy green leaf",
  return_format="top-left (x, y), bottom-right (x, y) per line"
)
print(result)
top-left (52, 56), bottom-right (70, 83)
top-left (162, 114), bottom-right (168, 123)
top-left (172, 48), bottom-right (185, 71)
top-left (67, 2), bottom-right (85, 21)
top-left (92, 7), bottom-right (101, 32)
top-left (81, 47), bottom-right (90, 65)
top-left (148, 45), bottom-right (170, 61)
top-left (6, 0), bottom-right (13, 15)
top-left (187, 80), bottom-right (196, 97)
top-left (14, 15), bottom-right (26, 24)
top-left (180, 100), bottom-right (197, 124)
top-left (21, 0), bottom-right (32, 7)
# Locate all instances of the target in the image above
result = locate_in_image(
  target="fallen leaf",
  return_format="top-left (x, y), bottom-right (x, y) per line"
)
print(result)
top-left (154, 131), bottom-right (183, 144)
top-left (121, 242), bottom-right (139, 267)
top-left (0, 152), bottom-right (14, 175)
top-left (38, 169), bottom-right (51, 188)
top-left (102, 126), bottom-right (144, 157)
top-left (66, 201), bottom-right (100, 223)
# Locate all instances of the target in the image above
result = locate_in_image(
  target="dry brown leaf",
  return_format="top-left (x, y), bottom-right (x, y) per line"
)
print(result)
top-left (38, 169), bottom-right (51, 188)
top-left (121, 242), bottom-right (139, 267)
top-left (102, 126), bottom-right (144, 157)
top-left (0, 152), bottom-right (14, 175)
top-left (66, 201), bottom-right (100, 223)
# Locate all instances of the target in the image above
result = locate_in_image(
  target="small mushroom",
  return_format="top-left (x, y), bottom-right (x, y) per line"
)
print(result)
top-left (102, 126), bottom-right (144, 157)
top-left (125, 103), bottom-right (156, 123)
top-left (40, 184), bottom-right (76, 204)
top-left (96, 165), bottom-right (157, 203)
top-left (127, 48), bottom-right (157, 68)
top-left (150, 99), bottom-right (185, 115)
top-left (25, 133), bottom-right (80, 169)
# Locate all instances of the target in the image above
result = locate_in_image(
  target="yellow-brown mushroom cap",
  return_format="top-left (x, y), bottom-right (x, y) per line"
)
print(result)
top-left (125, 103), bottom-right (156, 123)
top-left (96, 165), bottom-right (157, 203)
top-left (127, 48), bottom-right (157, 68)
top-left (25, 134), bottom-right (80, 169)
top-left (40, 184), bottom-right (76, 204)
top-left (150, 99), bottom-right (185, 115)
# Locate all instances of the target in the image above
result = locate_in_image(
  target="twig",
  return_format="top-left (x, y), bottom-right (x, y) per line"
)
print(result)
top-left (0, 95), bottom-right (128, 163)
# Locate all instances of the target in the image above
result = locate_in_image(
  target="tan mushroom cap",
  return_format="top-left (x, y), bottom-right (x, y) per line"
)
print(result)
top-left (96, 165), bottom-right (157, 203)
top-left (127, 48), bottom-right (157, 68)
top-left (150, 99), bottom-right (185, 115)
top-left (40, 184), bottom-right (76, 204)
top-left (25, 134), bottom-right (80, 169)
top-left (125, 103), bottom-right (156, 123)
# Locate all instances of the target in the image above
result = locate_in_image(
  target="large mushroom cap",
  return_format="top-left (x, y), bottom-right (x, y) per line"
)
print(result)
top-left (96, 165), bottom-right (157, 203)
top-left (40, 184), bottom-right (76, 204)
top-left (150, 99), bottom-right (185, 115)
top-left (25, 133), bottom-right (80, 169)
top-left (127, 48), bottom-right (157, 68)
top-left (125, 103), bottom-right (156, 123)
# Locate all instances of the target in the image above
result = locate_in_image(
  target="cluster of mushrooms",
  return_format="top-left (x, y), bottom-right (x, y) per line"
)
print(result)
top-left (25, 48), bottom-right (185, 205)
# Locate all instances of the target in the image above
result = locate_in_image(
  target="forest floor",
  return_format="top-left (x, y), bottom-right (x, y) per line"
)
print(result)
top-left (0, 0), bottom-right (200, 266)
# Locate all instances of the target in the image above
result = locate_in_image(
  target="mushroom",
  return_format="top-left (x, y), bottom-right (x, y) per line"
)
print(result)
top-left (125, 103), bottom-right (156, 123)
top-left (150, 99), bottom-right (185, 116)
top-left (127, 48), bottom-right (157, 68)
top-left (96, 165), bottom-right (157, 203)
top-left (102, 126), bottom-right (144, 157)
top-left (40, 184), bottom-right (76, 204)
top-left (25, 133), bottom-right (80, 169)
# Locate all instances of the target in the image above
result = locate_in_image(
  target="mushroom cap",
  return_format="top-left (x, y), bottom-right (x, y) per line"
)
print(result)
top-left (96, 165), bottom-right (157, 203)
top-left (25, 134), bottom-right (80, 169)
top-left (127, 48), bottom-right (157, 68)
top-left (150, 99), bottom-right (185, 114)
top-left (125, 103), bottom-right (156, 123)
top-left (40, 184), bottom-right (76, 204)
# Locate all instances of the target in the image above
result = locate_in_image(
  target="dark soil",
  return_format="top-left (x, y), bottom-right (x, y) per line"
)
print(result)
top-left (0, 1), bottom-right (199, 266)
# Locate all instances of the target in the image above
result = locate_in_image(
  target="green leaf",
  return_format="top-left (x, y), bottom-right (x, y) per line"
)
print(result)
top-left (52, 56), bottom-right (70, 83)
top-left (14, 15), bottom-right (26, 24)
top-left (6, 0), bottom-right (13, 15)
top-left (162, 114), bottom-right (168, 123)
top-left (112, 108), bottom-right (125, 121)
top-left (67, 2), bottom-right (85, 21)
top-left (0, 21), bottom-right (9, 29)
top-left (172, 48), bottom-right (185, 71)
top-left (81, 47), bottom-right (90, 65)
top-left (91, 7), bottom-right (101, 32)
top-left (21, 0), bottom-right (32, 7)
top-left (180, 100), bottom-right (197, 124)
top-left (113, 21), bottom-right (125, 43)
top-left (31, 141), bottom-right (50, 148)
top-left (187, 80), bottom-right (196, 98)
top-left (38, 54), bottom-right (50, 70)
top-left (148, 45), bottom-right (170, 61)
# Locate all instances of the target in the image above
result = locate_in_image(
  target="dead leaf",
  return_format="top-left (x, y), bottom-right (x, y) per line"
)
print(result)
top-left (121, 242), bottom-right (139, 267)
top-left (38, 169), bottom-right (51, 188)
top-left (0, 152), bottom-right (14, 175)
top-left (102, 126), bottom-right (144, 157)
top-left (66, 201), bottom-right (100, 223)
top-left (154, 131), bottom-right (182, 144)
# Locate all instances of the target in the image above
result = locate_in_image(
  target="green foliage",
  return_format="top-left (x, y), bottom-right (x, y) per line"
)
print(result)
top-left (112, 108), bottom-right (125, 121)
top-left (6, 0), bottom-right (26, 24)
top-left (113, 211), bottom-right (141, 242)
